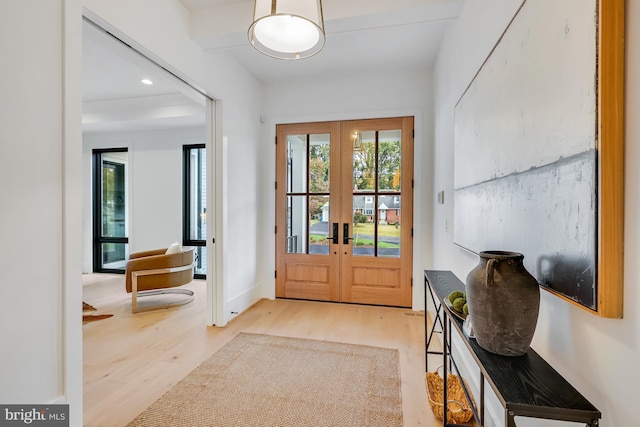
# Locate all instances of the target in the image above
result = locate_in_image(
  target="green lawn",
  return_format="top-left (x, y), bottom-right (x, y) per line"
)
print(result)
top-left (352, 223), bottom-right (401, 238)
top-left (309, 234), bottom-right (399, 248)
top-left (308, 220), bottom-right (401, 245)
top-left (353, 238), bottom-right (399, 248)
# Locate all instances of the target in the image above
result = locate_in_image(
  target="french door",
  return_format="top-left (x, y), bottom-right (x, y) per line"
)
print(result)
top-left (275, 117), bottom-right (413, 307)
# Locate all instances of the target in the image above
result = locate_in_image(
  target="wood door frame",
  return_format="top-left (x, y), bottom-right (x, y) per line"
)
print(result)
top-left (275, 117), bottom-right (414, 307)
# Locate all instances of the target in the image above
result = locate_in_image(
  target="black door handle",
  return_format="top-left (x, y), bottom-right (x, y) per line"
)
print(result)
top-left (343, 223), bottom-right (355, 244)
top-left (325, 222), bottom-right (339, 244)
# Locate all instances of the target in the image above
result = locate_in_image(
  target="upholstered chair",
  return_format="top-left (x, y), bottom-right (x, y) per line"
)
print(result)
top-left (125, 245), bottom-right (195, 313)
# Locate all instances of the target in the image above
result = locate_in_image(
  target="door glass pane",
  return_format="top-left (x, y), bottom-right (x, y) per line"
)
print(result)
top-left (352, 196), bottom-right (374, 256)
top-left (309, 195), bottom-right (329, 255)
top-left (350, 129), bottom-right (403, 258)
top-left (309, 134), bottom-right (330, 193)
top-left (287, 195), bottom-right (307, 254)
top-left (287, 135), bottom-right (307, 193)
top-left (286, 132), bottom-right (330, 255)
top-left (378, 195), bottom-right (401, 258)
top-left (353, 130), bottom-right (376, 193)
top-left (378, 130), bottom-right (402, 191)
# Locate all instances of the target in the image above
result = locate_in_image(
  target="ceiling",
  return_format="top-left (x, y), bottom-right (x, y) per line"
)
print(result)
top-left (82, 0), bottom-right (463, 132)
top-left (83, 20), bottom-right (206, 133)
top-left (181, 0), bottom-right (464, 84)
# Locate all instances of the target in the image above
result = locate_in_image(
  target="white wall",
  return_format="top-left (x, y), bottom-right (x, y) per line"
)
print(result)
top-left (0, 0), bottom-right (263, 424)
top-left (433, 1), bottom-right (638, 426)
top-left (0, 0), bottom-right (71, 407)
top-left (264, 69), bottom-right (434, 309)
top-left (82, 127), bottom-right (205, 272)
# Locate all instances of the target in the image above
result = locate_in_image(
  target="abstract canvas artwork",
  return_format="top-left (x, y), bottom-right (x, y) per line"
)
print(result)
top-left (453, 0), bottom-right (624, 316)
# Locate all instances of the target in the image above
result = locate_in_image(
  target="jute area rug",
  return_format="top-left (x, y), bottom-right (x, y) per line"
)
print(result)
top-left (127, 333), bottom-right (403, 426)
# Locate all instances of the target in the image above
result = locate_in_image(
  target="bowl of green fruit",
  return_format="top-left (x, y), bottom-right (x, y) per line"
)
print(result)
top-left (444, 290), bottom-right (468, 320)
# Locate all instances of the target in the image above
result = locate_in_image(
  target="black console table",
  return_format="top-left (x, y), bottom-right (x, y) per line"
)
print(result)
top-left (424, 270), bottom-right (601, 427)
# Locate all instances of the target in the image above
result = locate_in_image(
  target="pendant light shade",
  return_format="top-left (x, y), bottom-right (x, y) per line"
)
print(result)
top-left (248, 0), bottom-right (325, 60)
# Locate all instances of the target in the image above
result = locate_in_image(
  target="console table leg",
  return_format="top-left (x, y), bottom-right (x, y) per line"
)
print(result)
top-left (425, 277), bottom-right (445, 372)
top-left (505, 410), bottom-right (516, 427)
top-left (480, 373), bottom-right (485, 426)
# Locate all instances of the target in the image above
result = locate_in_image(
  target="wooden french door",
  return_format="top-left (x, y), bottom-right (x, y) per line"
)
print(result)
top-left (275, 117), bottom-right (413, 307)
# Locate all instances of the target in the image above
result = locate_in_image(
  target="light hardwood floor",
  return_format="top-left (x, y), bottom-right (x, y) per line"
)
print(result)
top-left (83, 274), bottom-right (442, 426)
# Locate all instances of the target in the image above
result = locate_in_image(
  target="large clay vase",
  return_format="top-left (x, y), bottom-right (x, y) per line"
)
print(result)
top-left (466, 251), bottom-right (540, 356)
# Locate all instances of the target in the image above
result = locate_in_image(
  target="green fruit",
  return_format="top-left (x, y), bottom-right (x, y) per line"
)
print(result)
top-left (462, 303), bottom-right (469, 315)
top-left (453, 297), bottom-right (466, 312)
top-left (448, 291), bottom-right (464, 302)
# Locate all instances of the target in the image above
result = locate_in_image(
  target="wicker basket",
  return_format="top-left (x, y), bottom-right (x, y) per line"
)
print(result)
top-left (425, 367), bottom-right (476, 424)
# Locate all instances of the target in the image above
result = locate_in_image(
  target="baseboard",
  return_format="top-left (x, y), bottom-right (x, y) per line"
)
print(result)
top-left (51, 395), bottom-right (67, 404)
top-left (224, 282), bottom-right (268, 324)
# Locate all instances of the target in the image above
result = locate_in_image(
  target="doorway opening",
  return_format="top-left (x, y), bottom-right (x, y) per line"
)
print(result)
top-left (82, 15), bottom-right (218, 325)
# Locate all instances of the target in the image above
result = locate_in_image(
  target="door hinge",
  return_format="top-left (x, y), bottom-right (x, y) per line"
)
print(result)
top-left (275, 136), bottom-right (277, 145)
top-left (412, 129), bottom-right (415, 139)
top-left (275, 270), bottom-right (277, 278)
top-left (275, 225), bottom-right (277, 234)
top-left (275, 181), bottom-right (277, 190)
top-left (412, 179), bottom-right (414, 189)
top-left (411, 278), bottom-right (413, 287)
top-left (411, 228), bottom-right (414, 237)
top-left (212, 238), bottom-right (215, 244)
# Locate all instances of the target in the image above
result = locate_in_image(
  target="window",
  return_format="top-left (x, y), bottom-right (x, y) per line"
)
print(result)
top-left (93, 148), bottom-right (129, 273)
top-left (183, 144), bottom-right (206, 278)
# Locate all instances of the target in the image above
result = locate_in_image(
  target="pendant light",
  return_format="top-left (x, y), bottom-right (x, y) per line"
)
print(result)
top-left (248, 0), bottom-right (325, 60)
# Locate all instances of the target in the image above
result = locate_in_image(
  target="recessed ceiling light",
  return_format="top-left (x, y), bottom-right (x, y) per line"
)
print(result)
top-left (141, 79), bottom-right (153, 85)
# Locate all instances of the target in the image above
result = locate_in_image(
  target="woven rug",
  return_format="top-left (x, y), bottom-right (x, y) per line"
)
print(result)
top-left (127, 333), bottom-right (403, 426)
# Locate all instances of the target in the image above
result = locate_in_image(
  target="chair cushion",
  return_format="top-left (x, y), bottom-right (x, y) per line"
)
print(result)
top-left (165, 241), bottom-right (182, 254)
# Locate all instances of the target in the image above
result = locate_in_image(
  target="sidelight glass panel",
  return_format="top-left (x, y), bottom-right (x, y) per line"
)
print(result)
top-left (378, 130), bottom-right (402, 191)
top-left (286, 195), bottom-right (307, 254)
